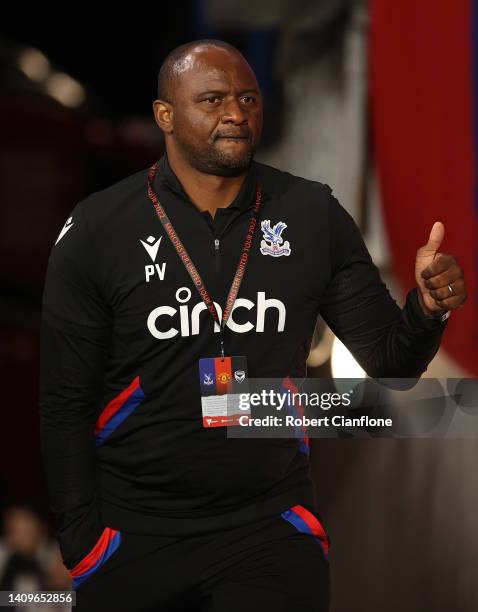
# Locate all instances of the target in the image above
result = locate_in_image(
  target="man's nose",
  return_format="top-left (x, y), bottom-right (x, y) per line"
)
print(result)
top-left (221, 97), bottom-right (247, 124)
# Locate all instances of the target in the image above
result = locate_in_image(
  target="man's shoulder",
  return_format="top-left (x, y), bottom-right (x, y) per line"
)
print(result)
top-left (254, 160), bottom-right (333, 202)
top-left (78, 165), bottom-right (151, 224)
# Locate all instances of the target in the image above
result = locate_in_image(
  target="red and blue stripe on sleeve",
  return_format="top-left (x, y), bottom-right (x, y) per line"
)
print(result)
top-left (94, 376), bottom-right (145, 446)
top-left (281, 376), bottom-right (310, 455)
top-left (69, 527), bottom-right (122, 589)
top-left (281, 504), bottom-right (330, 560)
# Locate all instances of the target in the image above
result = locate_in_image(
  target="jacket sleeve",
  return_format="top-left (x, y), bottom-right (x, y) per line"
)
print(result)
top-left (318, 190), bottom-right (448, 378)
top-left (38, 200), bottom-right (113, 570)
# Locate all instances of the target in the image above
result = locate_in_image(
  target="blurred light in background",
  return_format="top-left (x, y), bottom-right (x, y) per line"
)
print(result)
top-left (331, 336), bottom-right (366, 379)
top-left (15, 45), bottom-right (86, 108)
top-left (45, 72), bottom-right (85, 108)
top-left (16, 47), bottom-right (50, 82)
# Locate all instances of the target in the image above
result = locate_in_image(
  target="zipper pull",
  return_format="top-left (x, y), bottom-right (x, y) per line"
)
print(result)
top-left (214, 238), bottom-right (220, 250)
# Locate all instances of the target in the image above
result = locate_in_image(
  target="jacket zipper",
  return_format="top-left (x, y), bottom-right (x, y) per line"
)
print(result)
top-left (214, 237), bottom-right (220, 276)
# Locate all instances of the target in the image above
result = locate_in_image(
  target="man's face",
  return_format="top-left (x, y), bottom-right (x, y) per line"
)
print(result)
top-left (166, 47), bottom-right (263, 176)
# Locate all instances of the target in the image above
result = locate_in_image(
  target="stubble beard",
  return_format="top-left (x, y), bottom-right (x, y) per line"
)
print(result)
top-left (175, 134), bottom-right (255, 177)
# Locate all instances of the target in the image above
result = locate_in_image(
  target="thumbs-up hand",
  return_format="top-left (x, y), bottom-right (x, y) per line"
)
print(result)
top-left (415, 221), bottom-right (467, 317)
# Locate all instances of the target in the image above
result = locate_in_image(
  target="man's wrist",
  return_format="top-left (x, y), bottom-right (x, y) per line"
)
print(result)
top-left (417, 290), bottom-right (450, 321)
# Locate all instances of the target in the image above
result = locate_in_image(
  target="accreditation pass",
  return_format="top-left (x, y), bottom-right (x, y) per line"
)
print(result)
top-left (198, 356), bottom-right (250, 427)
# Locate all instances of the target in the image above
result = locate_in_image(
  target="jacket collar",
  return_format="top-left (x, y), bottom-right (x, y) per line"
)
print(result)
top-left (153, 152), bottom-right (266, 211)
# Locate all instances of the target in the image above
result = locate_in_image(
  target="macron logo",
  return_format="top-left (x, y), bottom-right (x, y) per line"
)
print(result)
top-left (55, 217), bottom-right (74, 245)
top-left (140, 235), bottom-right (162, 262)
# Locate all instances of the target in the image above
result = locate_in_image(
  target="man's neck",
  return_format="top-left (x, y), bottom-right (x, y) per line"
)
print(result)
top-left (166, 148), bottom-right (247, 218)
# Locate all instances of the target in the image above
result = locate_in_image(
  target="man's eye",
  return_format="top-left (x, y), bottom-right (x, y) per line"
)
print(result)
top-left (205, 96), bottom-right (221, 104)
top-left (241, 96), bottom-right (255, 104)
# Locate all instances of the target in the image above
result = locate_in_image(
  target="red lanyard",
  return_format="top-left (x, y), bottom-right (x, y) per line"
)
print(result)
top-left (147, 161), bottom-right (263, 359)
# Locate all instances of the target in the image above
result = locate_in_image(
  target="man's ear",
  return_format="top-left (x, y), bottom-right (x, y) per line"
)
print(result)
top-left (152, 99), bottom-right (173, 134)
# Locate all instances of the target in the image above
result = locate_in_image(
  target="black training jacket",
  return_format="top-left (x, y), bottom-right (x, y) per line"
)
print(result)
top-left (38, 153), bottom-right (448, 570)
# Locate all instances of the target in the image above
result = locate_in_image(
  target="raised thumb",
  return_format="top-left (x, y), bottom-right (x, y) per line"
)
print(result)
top-left (422, 221), bottom-right (445, 255)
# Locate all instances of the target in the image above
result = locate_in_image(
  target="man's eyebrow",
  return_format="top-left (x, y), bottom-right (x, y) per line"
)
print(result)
top-left (238, 88), bottom-right (260, 95)
top-left (195, 87), bottom-right (260, 97)
top-left (196, 89), bottom-right (228, 96)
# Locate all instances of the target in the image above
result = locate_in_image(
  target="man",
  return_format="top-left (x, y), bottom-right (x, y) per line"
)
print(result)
top-left (38, 39), bottom-right (467, 611)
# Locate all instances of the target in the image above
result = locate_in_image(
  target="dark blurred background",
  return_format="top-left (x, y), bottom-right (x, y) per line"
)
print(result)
top-left (1, 2), bottom-right (477, 610)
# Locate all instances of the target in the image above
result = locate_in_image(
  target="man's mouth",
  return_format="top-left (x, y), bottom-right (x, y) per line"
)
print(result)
top-left (215, 133), bottom-right (251, 140)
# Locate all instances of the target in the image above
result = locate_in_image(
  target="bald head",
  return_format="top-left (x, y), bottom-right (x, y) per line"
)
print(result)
top-left (157, 39), bottom-right (245, 103)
